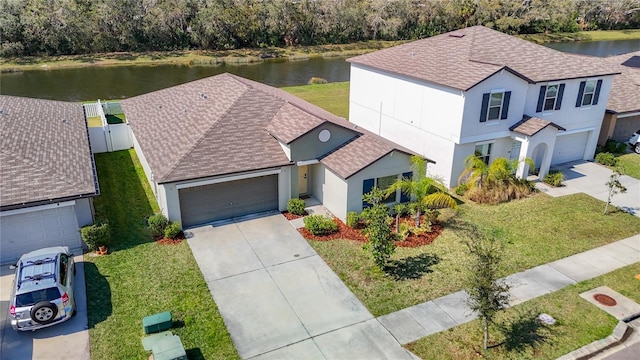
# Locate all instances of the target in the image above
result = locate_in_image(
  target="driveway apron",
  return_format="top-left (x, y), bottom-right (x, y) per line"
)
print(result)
top-left (188, 215), bottom-right (415, 359)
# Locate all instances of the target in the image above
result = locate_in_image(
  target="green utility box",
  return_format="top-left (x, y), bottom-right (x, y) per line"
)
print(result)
top-left (142, 311), bottom-right (172, 334)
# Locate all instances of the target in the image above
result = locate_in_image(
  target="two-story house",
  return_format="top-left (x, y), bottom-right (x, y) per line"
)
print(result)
top-left (347, 26), bottom-right (619, 187)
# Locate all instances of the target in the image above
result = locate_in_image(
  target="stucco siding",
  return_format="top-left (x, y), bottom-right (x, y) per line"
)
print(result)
top-left (320, 165), bottom-right (349, 221)
top-left (132, 133), bottom-right (157, 196)
top-left (74, 197), bottom-right (94, 227)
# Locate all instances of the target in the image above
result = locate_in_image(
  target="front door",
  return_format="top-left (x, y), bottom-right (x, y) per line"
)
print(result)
top-left (298, 165), bottom-right (309, 195)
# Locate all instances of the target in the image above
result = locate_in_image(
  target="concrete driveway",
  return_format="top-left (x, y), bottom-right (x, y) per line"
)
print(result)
top-left (536, 160), bottom-right (640, 217)
top-left (187, 214), bottom-right (416, 359)
top-left (0, 255), bottom-right (90, 360)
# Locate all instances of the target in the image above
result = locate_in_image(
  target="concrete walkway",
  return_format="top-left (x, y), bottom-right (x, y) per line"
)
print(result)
top-left (535, 161), bottom-right (640, 217)
top-left (187, 214), bottom-right (417, 360)
top-left (378, 234), bottom-right (640, 344)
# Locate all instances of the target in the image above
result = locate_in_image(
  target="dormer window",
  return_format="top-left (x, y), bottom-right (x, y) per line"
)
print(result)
top-left (576, 79), bottom-right (602, 107)
top-left (480, 90), bottom-right (511, 122)
top-left (536, 83), bottom-right (565, 113)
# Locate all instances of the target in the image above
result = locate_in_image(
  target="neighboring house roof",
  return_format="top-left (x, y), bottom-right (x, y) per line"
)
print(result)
top-left (601, 51), bottom-right (640, 114)
top-left (348, 26), bottom-right (619, 91)
top-left (0, 96), bottom-right (99, 210)
top-left (509, 116), bottom-right (566, 136)
top-left (123, 73), bottom-right (421, 183)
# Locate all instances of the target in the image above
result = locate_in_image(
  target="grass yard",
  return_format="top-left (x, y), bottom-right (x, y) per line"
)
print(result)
top-left (86, 150), bottom-right (238, 360)
top-left (617, 153), bottom-right (640, 179)
top-left (282, 82), bottom-right (350, 118)
top-left (308, 193), bottom-right (640, 317)
top-left (406, 263), bottom-right (640, 359)
top-left (520, 29), bottom-right (640, 43)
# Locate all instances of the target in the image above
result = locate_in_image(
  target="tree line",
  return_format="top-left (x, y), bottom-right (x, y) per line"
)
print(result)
top-left (1, 0), bottom-right (639, 57)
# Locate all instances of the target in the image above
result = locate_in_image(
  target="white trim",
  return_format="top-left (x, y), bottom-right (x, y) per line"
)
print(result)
top-left (618, 112), bottom-right (640, 118)
top-left (175, 169), bottom-right (282, 190)
top-left (296, 159), bottom-right (319, 166)
top-left (0, 201), bottom-right (76, 217)
top-left (459, 131), bottom-right (513, 144)
top-left (556, 126), bottom-right (595, 136)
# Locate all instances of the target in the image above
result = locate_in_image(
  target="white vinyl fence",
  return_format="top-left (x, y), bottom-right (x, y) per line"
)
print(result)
top-left (84, 100), bottom-right (133, 153)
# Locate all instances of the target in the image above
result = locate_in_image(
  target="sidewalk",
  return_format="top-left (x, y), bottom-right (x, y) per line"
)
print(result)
top-left (377, 234), bottom-right (640, 344)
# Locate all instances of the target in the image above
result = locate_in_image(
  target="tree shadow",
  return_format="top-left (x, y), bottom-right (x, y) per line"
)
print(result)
top-left (385, 253), bottom-right (441, 280)
top-left (498, 308), bottom-right (555, 353)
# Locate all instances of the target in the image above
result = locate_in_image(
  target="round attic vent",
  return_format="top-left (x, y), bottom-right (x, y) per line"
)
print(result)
top-left (319, 129), bottom-right (331, 143)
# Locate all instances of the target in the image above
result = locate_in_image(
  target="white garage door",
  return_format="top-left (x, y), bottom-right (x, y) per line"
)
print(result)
top-left (0, 205), bottom-right (82, 264)
top-left (179, 175), bottom-right (279, 228)
top-left (552, 132), bottom-right (589, 165)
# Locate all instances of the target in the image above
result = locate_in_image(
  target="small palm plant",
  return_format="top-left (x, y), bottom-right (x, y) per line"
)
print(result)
top-left (392, 203), bottom-right (407, 233)
top-left (460, 155), bottom-right (535, 203)
top-left (386, 155), bottom-right (457, 227)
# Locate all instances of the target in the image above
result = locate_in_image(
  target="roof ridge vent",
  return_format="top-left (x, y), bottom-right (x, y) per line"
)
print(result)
top-left (449, 33), bottom-right (465, 38)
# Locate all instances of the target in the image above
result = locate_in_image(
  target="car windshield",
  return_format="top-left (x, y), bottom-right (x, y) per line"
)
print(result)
top-left (15, 287), bottom-right (61, 307)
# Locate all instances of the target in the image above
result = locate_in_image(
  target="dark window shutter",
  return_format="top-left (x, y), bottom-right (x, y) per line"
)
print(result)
top-left (362, 178), bottom-right (374, 208)
top-left (500, 91), bottom-right (511, 120)
top-left (593, 79), bottom-right (603, 105)
top-left (576, 81), bottom-right (586, 107)
top-left (554, 84), bottom-right (565, 110)
top-left (400, 172), bottom-right (412, 202)
top-left (536, 86), bottom-right (546, 113)
top-left (479, 93), bottom-right (490, 122)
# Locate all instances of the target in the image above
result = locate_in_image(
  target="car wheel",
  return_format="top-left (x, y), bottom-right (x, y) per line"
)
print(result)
top-left (635, 143), bottom-right (640, 154)
top-left (31, 302), bottom-right (58, 324)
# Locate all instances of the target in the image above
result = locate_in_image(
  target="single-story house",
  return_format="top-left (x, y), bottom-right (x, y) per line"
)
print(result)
top-left (0, 95), bottom-right (99, 264)
top-left (122, 73), bottom-right (425, 227)
top-left (598, 51), bottom-right (640, 145)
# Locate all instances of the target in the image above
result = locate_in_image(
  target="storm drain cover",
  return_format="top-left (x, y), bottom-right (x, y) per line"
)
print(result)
top-left (593, 293), bottom-right (617, 306)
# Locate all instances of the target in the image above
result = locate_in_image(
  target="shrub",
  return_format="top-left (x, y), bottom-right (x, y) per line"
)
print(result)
top-left (543, 170), bottom-right (564, 187)
top-left (454, 182), bottom-right (469, 196)
top-left (81, 222), bottom-right (111, 251)
top-left (397, 222), bottom-right (411, 241)
top-left (148, 213), bottom-right (169, 237)
top-left (287, 198), bottom-right (306, 215)
top-left (164, 221), bottom-right (182, 239)
top-left (595, 152), bottom-right (617, 167)
top-left (308, 77), bottom-right (328, 84)
top-left (346, 211), bottom-right (360, 228)
top-left (303, 215), bottom-right (338, 236)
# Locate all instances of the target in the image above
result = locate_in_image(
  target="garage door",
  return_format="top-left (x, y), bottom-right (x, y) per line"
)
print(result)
top-left (552, 132), bottom-right (589, 165)
top-left (0, 205), bottom-right (82, 264)
top-left (179, 175), bottom-right (278, 227)
top-left (612, 115), bottom-right (640, 143)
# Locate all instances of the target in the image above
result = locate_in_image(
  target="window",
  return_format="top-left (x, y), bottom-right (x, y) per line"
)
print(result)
top-left (475, 143), bottom-right (492, 165)
top-left (362, 172), bottom-right (413, 207)
top-left (59, 255), bottom-right (68, 286)
top-left (536, 84), bottom-right (565, 112)
top-left (576, 79), bottom-right (602, 107)
top-left (480, 91), bottom-right (511, 122)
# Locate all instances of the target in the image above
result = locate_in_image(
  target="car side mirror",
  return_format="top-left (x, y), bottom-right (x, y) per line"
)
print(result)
top-left (9, 264), bottom-right (17, 270)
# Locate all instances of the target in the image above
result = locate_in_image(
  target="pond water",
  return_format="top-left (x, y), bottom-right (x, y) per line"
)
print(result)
top-left (1, 39), bottom-right (638, 101)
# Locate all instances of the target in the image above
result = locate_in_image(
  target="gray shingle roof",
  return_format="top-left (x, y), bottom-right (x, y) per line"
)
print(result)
top-left (348, 26), bottom-right (619, 91)
top-left (123, 73), bottom-right (419, 183)
top-left (509, 115), bottom-right (565, 136)
top-left (0, 96), bottom-right (98, 209)
top-left (602, 51), bottom-right (640, 114)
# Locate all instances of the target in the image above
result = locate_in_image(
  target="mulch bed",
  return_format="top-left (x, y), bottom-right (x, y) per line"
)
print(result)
top-left (282, 211), bottom-right (308, 220)
top-left (297, 216), bottom-right (443, 248)
top-left (155, 231), bottom-right (185, 245)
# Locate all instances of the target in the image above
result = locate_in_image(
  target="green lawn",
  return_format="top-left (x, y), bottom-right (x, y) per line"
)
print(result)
top-left (407, 263), bottom-right (640, 359)
top-left (282, 82), bottom-right (350, 118)
top-left (86, 150), bottom-right (238, 360)
top-left (520, 29), bottom-right (640, 43)
top-left (617, 153), bottom-right (640, 179)
top-left (308, 193), bottom-right (640, 317)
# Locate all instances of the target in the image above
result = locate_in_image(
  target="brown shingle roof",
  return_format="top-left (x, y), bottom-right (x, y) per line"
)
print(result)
top-left (509, 116), bottom-right (565, 136)
top-left (0, 96), bottom-right (98, 209)
top-left (601, 51), bottom-right (640, 114)
top-left (348, 26), bottom-right (619, 91)
top-left (123, 73), bottom-right (419, 183)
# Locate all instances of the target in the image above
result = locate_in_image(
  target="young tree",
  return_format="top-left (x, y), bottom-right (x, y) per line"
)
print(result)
top-left (362, 187), bottom-right (395, 269)
top-left (386, 155), bottom-right (457, 227)
top-left (464, 230), bottom-right (510, 350)
top-left (392, 203), bottom-right (406, 233)
top-left (604, 167), bottom-right (627, 214)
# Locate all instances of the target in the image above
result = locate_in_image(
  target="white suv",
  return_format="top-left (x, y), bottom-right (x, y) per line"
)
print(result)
top-left (630, 129), bottom-right (640, 154)
top-left (8, 246), bottom-right (76, 331)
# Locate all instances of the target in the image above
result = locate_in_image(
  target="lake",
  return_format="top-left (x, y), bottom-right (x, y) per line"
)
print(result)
top-left (1, 39), bottom-right (638, 101)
